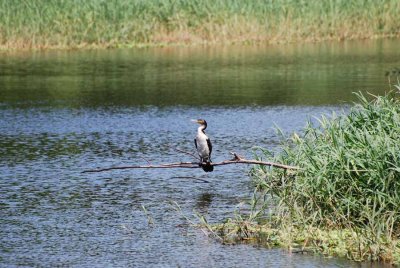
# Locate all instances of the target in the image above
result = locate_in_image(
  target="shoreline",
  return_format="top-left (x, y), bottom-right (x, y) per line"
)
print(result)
top-left (1, 33), bottom-right (399, 52)
top-left (212, 221), bottom-right (399, 265)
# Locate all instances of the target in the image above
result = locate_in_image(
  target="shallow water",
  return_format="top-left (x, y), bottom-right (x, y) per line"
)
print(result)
top-left (1, 39), bottom-right (399, 267)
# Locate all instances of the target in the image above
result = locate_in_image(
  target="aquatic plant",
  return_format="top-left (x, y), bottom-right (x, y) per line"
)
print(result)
top-left (258, 90), bottom-right (400, 227)
top-left (214, 87), bottom-right (400, 264)
top-left (0, 0), bottom-right (399, 49)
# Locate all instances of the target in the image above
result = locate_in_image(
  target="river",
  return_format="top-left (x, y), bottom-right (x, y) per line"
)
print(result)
top-left (1, 40), bottom-right (398, 267)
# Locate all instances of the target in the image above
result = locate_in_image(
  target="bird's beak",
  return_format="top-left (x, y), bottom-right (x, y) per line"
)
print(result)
top-left (191, 119), bottom-right (199, 124)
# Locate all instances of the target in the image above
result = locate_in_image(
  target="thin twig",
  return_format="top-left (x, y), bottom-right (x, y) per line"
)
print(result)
top-left (175, 147), bottom-right (200, 160)
top-left (166, 144), bottom-right (200, 160)
top-left (171, 176), bottom-right (210, 183)
top-left (82, 152), bottom-right (300, 173)
top-left (139, 155), bottom-right (152, 165)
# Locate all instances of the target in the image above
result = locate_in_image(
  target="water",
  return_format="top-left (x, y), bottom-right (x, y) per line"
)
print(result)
top-left (1, 40), bottom-right (399, 267)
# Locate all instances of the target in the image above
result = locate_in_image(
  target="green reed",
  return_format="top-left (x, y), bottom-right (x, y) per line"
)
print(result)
top-left (246, 88), bottom-right (400, 263)
top-left (0, 0), bottom-right (399, 49)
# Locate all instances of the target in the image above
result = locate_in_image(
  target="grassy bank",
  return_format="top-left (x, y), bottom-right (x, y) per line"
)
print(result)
top-left (212, 84), bottom-right (400, 264)
top-left (0, 0), bottom-right (399, 50)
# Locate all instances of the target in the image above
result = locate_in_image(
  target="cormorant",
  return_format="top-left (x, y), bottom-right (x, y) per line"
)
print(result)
top-left (192, 119), bottom-right (213, 172)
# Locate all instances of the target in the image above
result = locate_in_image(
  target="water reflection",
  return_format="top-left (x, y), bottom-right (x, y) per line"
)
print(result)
top-left (196, 193), bottom-right (214, 214)
top-left (1, 40), bottom-right (398, 108)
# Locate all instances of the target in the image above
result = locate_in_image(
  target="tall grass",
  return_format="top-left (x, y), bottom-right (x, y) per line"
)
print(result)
top-left (0, 0), bottom-right (399, 49)
top-left (212, 86), bottom-right (400, 263)
top-left (258, 91), bottom-right (400, 225)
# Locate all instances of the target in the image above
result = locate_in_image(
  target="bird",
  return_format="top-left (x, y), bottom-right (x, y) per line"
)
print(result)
top-left (192, 119), bottom-right (213, 172)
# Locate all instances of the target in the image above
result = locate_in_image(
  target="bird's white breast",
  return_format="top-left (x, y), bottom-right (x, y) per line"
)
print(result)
top-left (196, 130), bottom-right (210, 158)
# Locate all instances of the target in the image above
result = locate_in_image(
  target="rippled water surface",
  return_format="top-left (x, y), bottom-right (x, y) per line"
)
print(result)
top-left (1, 40), bottom-right (399, 267)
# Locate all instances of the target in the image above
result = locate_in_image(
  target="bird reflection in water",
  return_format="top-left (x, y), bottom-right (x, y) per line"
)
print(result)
top-left (195, 192), bottom-right (214, 214)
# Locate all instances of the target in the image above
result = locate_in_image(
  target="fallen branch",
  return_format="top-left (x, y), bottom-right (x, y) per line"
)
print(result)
top-left (82, 152), bottom-right (300, 173)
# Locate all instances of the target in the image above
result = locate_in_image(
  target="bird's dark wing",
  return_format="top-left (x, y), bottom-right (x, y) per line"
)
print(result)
top-left (194, 139), bottom-right (198, 149)
top-left (206, 138), bottom-right (212, 157)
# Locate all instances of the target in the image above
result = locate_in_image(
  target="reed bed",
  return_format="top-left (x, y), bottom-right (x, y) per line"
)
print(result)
top-left (0, 0), bottom-right (399, 49)
top-left (213, 86), bottom-right (400, 264)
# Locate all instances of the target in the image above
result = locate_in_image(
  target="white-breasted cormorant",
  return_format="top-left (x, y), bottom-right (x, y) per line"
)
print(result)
top-left (192, 119), bottom-right (213, 172)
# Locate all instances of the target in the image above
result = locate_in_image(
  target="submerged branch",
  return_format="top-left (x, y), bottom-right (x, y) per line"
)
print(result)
top-left (82, 152), bottom-right (300, 173)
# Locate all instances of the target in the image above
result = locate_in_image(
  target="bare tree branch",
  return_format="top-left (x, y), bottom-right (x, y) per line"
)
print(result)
top-left (82, 152), bottom-right (300, 173)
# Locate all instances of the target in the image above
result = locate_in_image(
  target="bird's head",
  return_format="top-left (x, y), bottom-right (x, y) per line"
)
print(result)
top-left (191, 119), bottom-right (208, 128)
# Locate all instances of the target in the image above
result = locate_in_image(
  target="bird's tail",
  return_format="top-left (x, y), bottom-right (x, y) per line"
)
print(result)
top-left (201, 160), bottom-right (214, 172)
